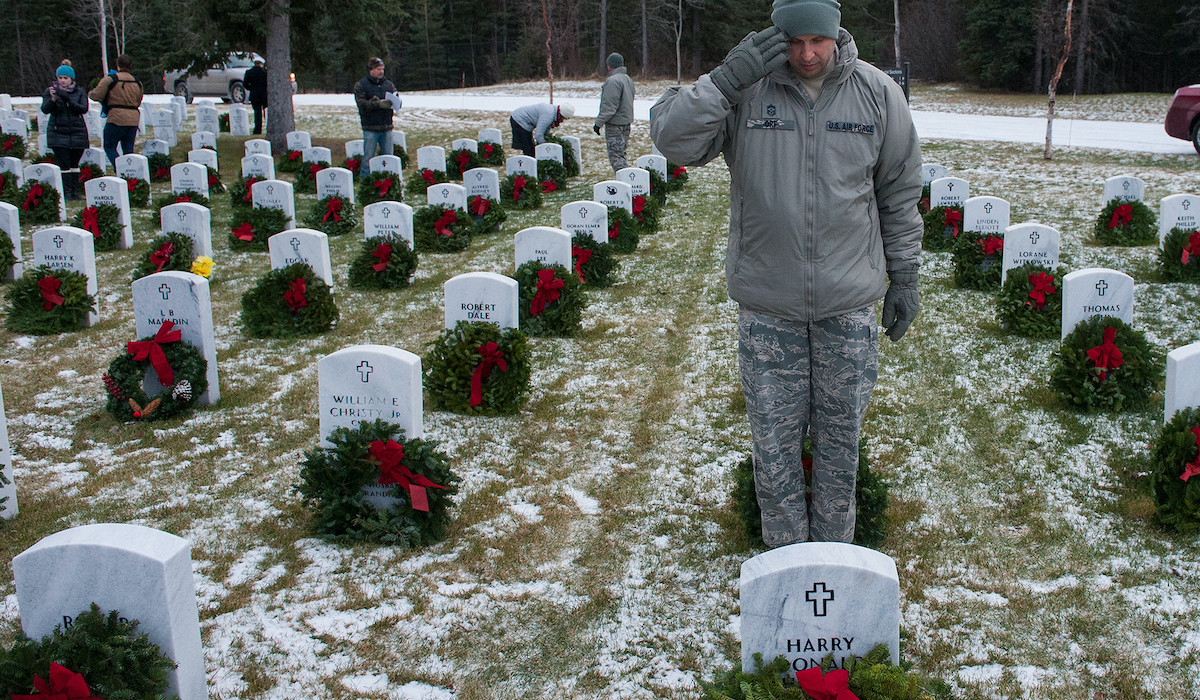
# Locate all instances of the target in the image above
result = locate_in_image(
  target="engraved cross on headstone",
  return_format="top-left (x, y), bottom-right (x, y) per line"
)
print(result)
top-left (1029, 231), bottom-right (1040, 245)
top-left (159, 283), bottom-right (171, 300)
top-left (984, 203), bottom-right (993, 214)
top-left (1185, 200), bottom-right (1192, 211)
top-left (806, 582), bottom-right (835, 617)
top-left (98, 181), bottom-right (107, 192)
top-left (53, 235), bottom-right (64, 248)
top-left (946, 182), bottom-right (955, 191)
top-left (357, 361), bottom-right (373, 383)
top-left (290, 237), bottom-right (301, 253)
top-left (1096, 280), bottom-right (1108, 296)
top-left (578, 206), bottom-right (588, 218)
top-left (1122, 181), bottom-right (1131, 192)
top-left (381, 207), bottom-right (391, 218)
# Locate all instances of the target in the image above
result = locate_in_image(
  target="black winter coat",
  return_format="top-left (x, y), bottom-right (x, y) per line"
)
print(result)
top-left (354, 75), bottom-right (396, 132)
top-left (244, 66), bottom-right (268, 106)
top-left (41, 83), bottom-right (90, 150)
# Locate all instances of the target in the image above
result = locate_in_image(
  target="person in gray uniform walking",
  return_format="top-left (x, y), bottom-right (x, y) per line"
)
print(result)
top-left (650, 0), bottom-right (922, 545)
top-left (593, 52), bottom-right (635, 172)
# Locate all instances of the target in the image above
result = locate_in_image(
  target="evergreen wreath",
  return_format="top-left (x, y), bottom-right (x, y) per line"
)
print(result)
top-left (405, 168), bottom-right (448, 197)
top-left (731, 438), bottom-right (889, 550)
top-left (229, 206), bottom-right (289, 251)
top-left (240, 262), bottom-right (339, 337)
top-left (102, 320), bottom-right (208, 421)
top-left (571, 233), bottom-right (618, 288)
top-left (606, 206), bottom-right (639, 254)
top-left (1093, 198), bottom-right (1157, 246)
top-left (35, 153), bottom-right (57, 166)
top-left (5, 266), bottom-right (95, 334)
top-left (918, 183), bottom-right (931, 214)
top-left (347, 235), bottom-right (419, 289)
top-left (295, 160), bottom-right (330, 194)
top-left (71, 203), bottom-right (123, 252)
top-left (393, 143), bottom-right (411, 169)
top-left (147, 153), bottom-right (173, 182)
top-left (277, 148), bottom-right (303, 174)
top-left (0, 132), bottom-right (26, 159)
top-left (477, 140), bottom-right (504, 166)
top-left (124, 176), bottom-right (150, 208)
top-left (1050, 315), bottom-right (1163, 412)
top-left (543, 134), bottom-right (580, 177)
top-left (219, 112), bottom-right (230, 132)
top-left (447, 148), bottom-right (481, 179)
top-left (0, 231), bottom-right (15, 278)
top-left (297, 419), bottom-right (459, 545)
top-left (205, 165), bottom-right (225, 193)
top-left (17, 181), bottom-right (61, 225)
top-left (306, 194), bottom-right (357, 237)
top-left (995, 263), bottom-right (1066, 339)
top-left (154, 189), bottom-right (209, 214)
top-left (666, 161), bottom-right (688, 192)
top-left (632, 193), bottom-right (661, 236)
top-left (1158, 227), bottom-right (1200, 282)
top-left (500, 173), bottom-right (542, 209)
top-left (412, 204), bottom-right (473, 253)
top-left (467, 195), bottom-right (507, 233)
top-left (536, 159), bottom-right (567, 193)
top-left (1149, 406), bottom-right (1200, 534)
top-left (358, 170), bottom-right (403, 206)
top-left (922, 204), bottom-right (963, 252)
top-left (424, 320), bottom-right (531, 416)
top-left (0, 169), bottom-right (19, 204)
top-left (0, 604), bottom-right (175, 700)
top-left (512, 261), bottom-right (585, 336)
top-left (131, 233), bottom-right (195, 281)
top-left (228, 174), bottom-right (260, 211)
top-left (952, 230), bottom-right (1004, 290)
top-left (648, 169), bottom-right (668, 205)
top-left (76, 163), bottom-right (101, 185)
top-left (342, 156), bottom-right (362, 178)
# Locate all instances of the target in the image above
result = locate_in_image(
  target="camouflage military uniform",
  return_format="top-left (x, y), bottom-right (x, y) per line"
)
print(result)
top-left (604, 124), bottom-right (630, 171)
top-left (738, 306), bottom-right (878, 545)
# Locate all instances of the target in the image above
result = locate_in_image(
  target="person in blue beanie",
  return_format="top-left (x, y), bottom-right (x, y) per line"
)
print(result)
top-left (41, 60), bottom-right (90, 200)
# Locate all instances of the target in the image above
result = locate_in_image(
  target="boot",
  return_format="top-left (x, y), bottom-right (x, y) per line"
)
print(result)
top-left (62, 171), bottom-right (80, 201)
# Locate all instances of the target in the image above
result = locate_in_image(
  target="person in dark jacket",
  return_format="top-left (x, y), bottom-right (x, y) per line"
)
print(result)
top-left (243, 58), bottom-right (268, 134)
top-left (353, 57), bottom-right (397, 176)
top-left (41, 61), bottom-right (90, 200)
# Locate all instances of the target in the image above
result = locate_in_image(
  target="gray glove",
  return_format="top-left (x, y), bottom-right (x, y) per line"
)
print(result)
top-left (881, 269), bottom-right (919, 341)
top-left (709, 26), bottom-right (790, 104)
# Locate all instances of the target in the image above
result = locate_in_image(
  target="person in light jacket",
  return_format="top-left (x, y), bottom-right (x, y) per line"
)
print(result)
top-left (593, 52), bottom-right (635, 172)
top-left (510, 102), bottom-right (574, 157)
top-left (41, 61), bottom-right (90, 201)
top-left (89, 53), bottom-right (143, 166)
top-left (650, 0), bottom-right (922, 546)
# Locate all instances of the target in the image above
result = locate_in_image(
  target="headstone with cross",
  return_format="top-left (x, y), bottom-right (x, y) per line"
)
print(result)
top-left (285, 131), bottom-right (312, 152)
top-left (506, 156), bottom-right (537, 178)
top-left (417, 146), bottom-right (447, 173)
top-left (560, 200), bottom-right (609, 244)
top-left (171, 163), bottom-right (209, 198)
top-left (963, 196), bottom-right (1010, 235)
top-left (593, 180), bottom-right (633, 215)
top-left (191, 131), bottom-right (217, 152)
top-left (0, 156), bottom-right (23, 189)
top-left (344, 139), bottom-right (364, 161)
top-left (151, 108), bottom-right (177, 147)
top-left (368, 155), bottom-right (403, 177)
top-left (23, 163), bottom-right (67, 222)
top-left (635, 154), bottom-right (668, 180)
top-left (84, 177), bottom-right (134, 249)
top-left (268, 228), bottom-right (333, 286)
top-left (1000, 223), bottom-right (1061, 286)
top-left (1157, 194), bottom-right (1199, 247)
top-left (160, 202), bottom-right (213, 258)
top-left (194, 104), bottom-right (219, 136)
top-left (244, 139), bottom-right (271, 157)
top-left (463, 168), bottom-right (501, 204)
top-left (316, 166), bottom-right (355, 204)
top-left (740, 542), bottom-right (901, 674)
top-left (229, 104), bottom-right (250, 136)
top-left (187, 148), bottom-right (218, 173)
top-left (31, 227), bottom-right (98, 326)
top-left (142, 138), bottom-right (170, 159)
top-left (1060, 268), bottom-right (1135, 339)
top-left (535, 142), bottom-right (564, 166)
top-left (79, 147), bottom-right (108, 173)
top-left (302, 146), bottom-right (332, 165)
top-left (241, 153), bottom-right (275, 180)
top-left (1, 117), bottom-right (28, 140)
top-left (363, 201), bottom-right (414, 247)
top-left (451, 137), bottom-right (479, 154)
top-left (131, 271), bottom-right (220, 406)
top-left (0, 202), bottom-right (19, 280)
top-left (444, 272), bottom-right (520, 330)
top-left (515, 226), bottom-right (572, 270)
top-left (1102, 175), bottom-right (1145, 205)
top-left (251, 179), bottom-right (295, 228)
top-left (929, 176), bottom-right (968, 209)
top-left (920, 163), bottom-right (949, 187)
top-left (115, 153), bottom-right (151, 184)
top-left (478, 128), bottom-right (502, 145)
top-left (1165, 341), bottom-right (1200, 425)
top-left (0, 381), bottom-right (16, 519)
top-left (615, 166), bottom-right (651, 199)
top-left (426, 183), bottom-right (468, 211)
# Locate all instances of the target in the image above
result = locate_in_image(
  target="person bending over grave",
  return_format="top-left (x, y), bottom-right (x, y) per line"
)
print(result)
top-left (90, 54), bottom-right (143, 166)
top-left (594, 52), bottom-right (636, 172)
top-left (354, 57), bottom-right (397, 177)
top-left (243, 58), bottom-right (268, 135)
top-left (650, 0), bottom-right (922, 545)
top-left (42, 60), bottom-right (90, 201)
top-left (510, 102), bottom-right (575, 157)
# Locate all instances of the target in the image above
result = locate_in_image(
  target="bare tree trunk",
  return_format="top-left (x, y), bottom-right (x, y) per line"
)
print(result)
top-left (598, 0), bottom-right (608, 76)
top-left (893, 0), bottom-right (901, 67)
top-left (1045, 0), bottom-right (1075, 160)
top-left (641, 0), bottom-right (648, 79)
top-left (542, 0), bottom-right (554, 102)
top-left (98, 0), bottom-right (109, 72)
top-left (109, 0), bottom-right (127, 55)
top-left (265, 0), bottom-right (294, 153)
top-left (1073, 0), bottom-right (1090, 92)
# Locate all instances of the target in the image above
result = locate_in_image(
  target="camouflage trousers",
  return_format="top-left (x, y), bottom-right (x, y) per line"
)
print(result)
top-left (604, 123), bottom-right (630, 172)
top-left (737, 306), bottom-right (878, 546)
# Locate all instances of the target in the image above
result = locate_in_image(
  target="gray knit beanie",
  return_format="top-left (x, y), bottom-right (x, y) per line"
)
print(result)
top-left (606, 53), bottom-right (624, 69)
top-left (771, 0), bottom-right (841, 39)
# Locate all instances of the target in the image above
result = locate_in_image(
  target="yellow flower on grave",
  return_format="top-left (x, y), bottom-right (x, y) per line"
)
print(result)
top-left (191, 256), bottom-right (214, 278)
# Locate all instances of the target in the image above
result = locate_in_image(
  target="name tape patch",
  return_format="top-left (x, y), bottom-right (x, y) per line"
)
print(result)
top-left (826, 121), bottom-right (875, 134)
top-left (746, 118), bottom-right (796, 130)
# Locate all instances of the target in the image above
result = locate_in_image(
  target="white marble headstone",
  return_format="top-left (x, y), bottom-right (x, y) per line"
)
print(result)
top-left (244, 139), bottom-right (271, 157)
top-left (506, 156), bottom-right (537, 178)
top-left (393, 130), bottom-right (408, 151)
top-left (241, 153), bottom-right (275, 180)
top-left (252, 179), bottom-right (296, 228)
top-left (345, 139), bottom-right (364, 160)
top-left (132, 271), bottom-right (220, 405)
top-left (80, 147), bottom-right (108, 172)
top-left (286, 130), bottom-right (312, 151)
top-left (0, 381), bottom-right (15, 519)
top-left (369, 155), bottom-right (403, 176)
top-left (0, 156), bottom-right (23, 188)
top-left (31, 227), bottom-right (98, 326)
top-left (444, 272), bottom-right (520, 330)
top-left (1061, 268), bottom-right (1135, 339)
top-left (593, 180), bottom-right (633, 215)
top-left (12, 524), bottom-right (206, 700)
top-left (115, 153), bottom-right (150, 183)
top-left (616, 167), bottom-right (650, 198)
top-left (515, 226), bottom-right (572, 270)
top-left (636, 154), bottom-right (668, 180)
top-left (160, 203), bottom-right (213, 258)
top-left (151, 109), bottom-right (177, 147)
top-left (187, 148), bottom-right (218, 172)
top-left (740, 543), bottom-right (900, 673)
top-left (84, 176), bottom-right (133, 249)
top-left (363, 202), bottom-right (414, 247)
top-left (1165, 342), bottom-right (1200, 424)
top-left (920, 163), bottom-right (949, 187)
top-left (535, 142), bottom-right (564, 165)
top-left (1102, 175), bottom-right (1145, 204)
top-left (478, 128), bottom-right (502, 144)
top-left (930, 176), bottom-right (968, 208)
top-left (171, 163), bottom-right (209, 198)
top-left (143, 138), bottom-right (170, 158)
top-left (560, 201), bottom-right (609, 244)
top-left (23, 162), bottom-right (66, 221)
top-left (229, 104), bottom-right (250, 136)
top-left (0, 202), bottom-right (21, 280)
top-left (1001, 223), bottom-right (1061, 285)
top-left (84, 106), bottom-right (103, 140)
top-left (269, 228), bottom-right (333, 286)
top-left (190, 131), bottom-right (216, 152)
top-left (194, 105), bottom-right (219, 135)
top-left (427, 183), bottom-right (468, 210)
top-left (303, 146), bottom-right (332, 164)
top-left (168, 96), bottom-right (186, 128)
top-left (452, 138), bottom-right (479, 153)
top-left (463, 167), bottom-right (501, 201)
top-left (1158, 194), bottom-right (1199, 245)
top-left (563, 135), bottom-right (582, 168)
top-left (417, 146), bottom-right (446, 172)
top-left (1, 117), bottom-right (27, 139)
top-left (316, 167), bottom-right (355, 204)
top-left (963, 196), bottom-right (1010, 234)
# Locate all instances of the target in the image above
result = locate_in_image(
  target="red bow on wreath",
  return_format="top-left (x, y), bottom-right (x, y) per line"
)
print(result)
top-left (540, 180), bottom-right (558, 193)
top-left (420, 169), bottom-right (435, 185)
top-left (22, 182), bottom-right (43, 211)
top-left (208, 172), bottom-right (219, 188)
top-left (981, 236), bottom-right (1003, 256)
top-left (38, 276), bottom-right (64, 311)
top-left (11, 662), bottom-right (103, 700)
top-left (671, 165), bottom-right (687, 179)
top-left (345, 158), bottom-right (360, 172)
top-left (1180, 426), bottom-right (1200, 482)
top-left (943, 209), bottom-right (962, 238)
top-left (456, 151), bottom-right (472, 171)
top-left (308, 163), bottom-right (323, 180)
top-left (608, 220), bottom-right (620, 240)
top-left (0, 173), bottom-right (6, 192)
top-left (322, 197), bottom-right (343, 223)
top-left (512, 175), bottom-right (527, 201)
top-left (1, 137), bottom-right (13, 152)
top-left (572, 245), bottom-right (591, 283)
top-left (78, 165), bottom-right (95, 183)
top-left (1027, 272), bottom-right (1056, 310)
top-left (126, 177), bottom-right (140, 193)
top-left (232, 222), bottom-right (256, 242)
top-left (1182, 230), bottom-right (1200, 265)
top-left (175, 195), bottom-right (190, 203)
top-left (633, 195), bottom-right (646, 216)
top-left (284, 277), bottom-right (308, 313)
top-left (470, 341), bottom-right (507, 407)
top-left (1086, 326), bottom-right (1124, 381)
top-left (155, 165), bottom-right (169, 179)
top-left (1109, 204), bottom-right (1133, 229)
top-left (482, 143), bottom-right (494, 157)
top-left (81, 206), bottom-right (100, 237)
top-left (530, 268), bottom-right (564, 316)
top-left (368, 439), bottom-right (446, 511)
top-left (795, 666), bottom-right (858, 700)
top-left (371, 242), bottom-right (392, 272)
top-left (469, 196), bottom-right (490, 217)
top-left (150, 241), bottom-right (174, 273)
top-left (373, 177), bottom-right (393, 197)
top-left (434, 209), bottom-right (457, 237)
top-left (288, 150), bottom-right (301, 161)
top-left (243, 176), bottom-right (259, 203)
top-left (919, 196), bottom-right (930, 211)
top-left (127, 320), bottom-right (182, 386)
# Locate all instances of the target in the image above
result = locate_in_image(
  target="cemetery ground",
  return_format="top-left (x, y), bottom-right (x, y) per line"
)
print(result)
top-left (1, 93), bottom-right (1199, 699)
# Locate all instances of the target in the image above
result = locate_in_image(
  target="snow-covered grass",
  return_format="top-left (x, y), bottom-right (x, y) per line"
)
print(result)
top-left (0, 95), bottom-right (1198, 700)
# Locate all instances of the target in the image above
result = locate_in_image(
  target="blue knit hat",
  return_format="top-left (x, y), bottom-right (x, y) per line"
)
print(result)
top-left (771, 0), bottom-right (841, 39)
top-left (55, 65), bottom-right (75, 80)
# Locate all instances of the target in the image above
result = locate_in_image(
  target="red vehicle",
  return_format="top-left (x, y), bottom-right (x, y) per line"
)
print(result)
top-left (1165, 84), bottom-right (1200, 154)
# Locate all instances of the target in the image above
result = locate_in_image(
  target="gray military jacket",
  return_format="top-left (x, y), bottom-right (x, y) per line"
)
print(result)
top-left (649, 29), bottom-right (922, 323)
top-left (596, 67), bottom-right (635, 127)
